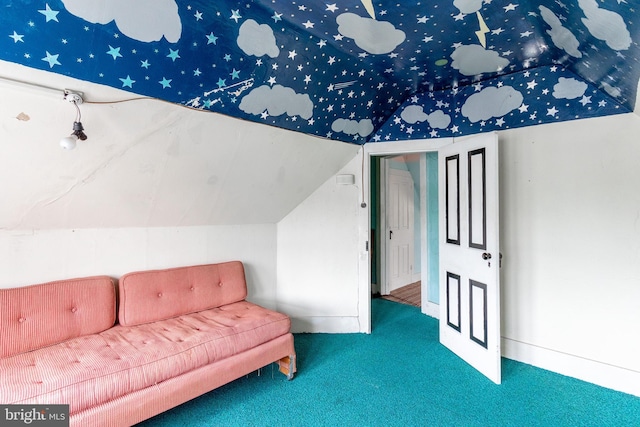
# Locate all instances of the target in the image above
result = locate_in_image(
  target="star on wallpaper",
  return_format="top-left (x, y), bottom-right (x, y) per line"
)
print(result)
top-left (0, 0), bottom-right (638, 144)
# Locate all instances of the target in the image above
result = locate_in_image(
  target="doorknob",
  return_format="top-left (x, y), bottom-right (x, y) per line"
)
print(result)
top-left (389, 230), bottom-right (393, 239)
top-left (482, 252), bottom-right (492, 260)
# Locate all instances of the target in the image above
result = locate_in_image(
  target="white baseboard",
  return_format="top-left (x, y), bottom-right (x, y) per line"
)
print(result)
top-left (290, 316), bottom-right (361, 333)
top-left (422, 302), bottom-right (439, 318)
top-left (502, 337), bottom-right (640, 397)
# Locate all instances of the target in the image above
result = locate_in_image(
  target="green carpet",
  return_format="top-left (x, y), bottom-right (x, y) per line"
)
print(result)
top-left (137, 299), bottom-right (640, 426)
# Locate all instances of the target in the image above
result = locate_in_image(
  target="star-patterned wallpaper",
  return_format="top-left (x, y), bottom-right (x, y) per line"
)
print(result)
top-left (1, 0), bottom-right (638, 144)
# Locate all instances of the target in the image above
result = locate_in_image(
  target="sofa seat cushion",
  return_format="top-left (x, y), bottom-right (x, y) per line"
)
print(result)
top-left (0, 301), bottom-right (290, 415)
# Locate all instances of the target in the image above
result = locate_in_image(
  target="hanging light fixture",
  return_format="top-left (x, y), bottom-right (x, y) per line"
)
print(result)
top-left (59, 90), bottom-right (87, 150)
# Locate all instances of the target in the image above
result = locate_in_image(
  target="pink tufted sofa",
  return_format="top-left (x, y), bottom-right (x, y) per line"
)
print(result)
top-left (0, 261), bottom-right (296, 426)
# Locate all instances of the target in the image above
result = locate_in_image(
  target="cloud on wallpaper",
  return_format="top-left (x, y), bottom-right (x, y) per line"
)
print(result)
top-left (578, 0), bottom-right (631, 51)
top-left (461, 86), bottom-right (523, 122)
top-left (601, 82), bottom-right (622, 99)
top-left (454, 0), bottom-right (484, 14)
top-left (237, 20), bottom-right (279, 58)
top-left (399, 106), bottom-right (451, 130)
top-left (539, 6), bottom-right (582, 58)
top-left (400, 105), bottom-right (428, 124)
top-left (336, 13), bottom-right (405, 55)
top-left (61, 0), bottom-right (182, 43)
top-left (553, 77), bottom-right (588, 100)
top-left (451, 45), bottom-right (509, 76)
top-left (331, 118), bottom-right (374, 137)
top-left (239, 85), bottom-right (313, 119)
top-left (426, 110), bottom-right (452, 129)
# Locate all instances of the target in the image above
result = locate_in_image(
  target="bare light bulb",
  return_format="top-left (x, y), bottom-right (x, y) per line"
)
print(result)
top-left (60, 135), bottom-right (78, 150)
top-left (59, 122), bottom-right (86, 150)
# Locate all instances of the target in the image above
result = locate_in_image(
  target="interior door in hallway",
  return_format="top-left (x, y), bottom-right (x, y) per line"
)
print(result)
top-left (387, 169), bottom-right (414, 293)
top-left (438, 132), bottom-right (501, 384)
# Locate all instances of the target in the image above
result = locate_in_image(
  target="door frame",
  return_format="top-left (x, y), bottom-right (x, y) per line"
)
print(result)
top-left (361, 137), bottom-right (455, 333)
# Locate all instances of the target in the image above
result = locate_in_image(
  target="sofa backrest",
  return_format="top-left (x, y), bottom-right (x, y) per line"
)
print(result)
top-left (0, 276), bottom-right (116, 358)
top-left (118, 261), bottom-right (248, 327)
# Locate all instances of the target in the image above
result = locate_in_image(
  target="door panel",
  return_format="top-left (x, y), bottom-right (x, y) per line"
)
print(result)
top-left (469, 279), bottom-right (488, 348)
top-left (445, 155), bottom-right (460, 245)
top-left (469, 148), bottom-right (486, 249)
top-left (446, 272), bottom-right (461, 332)
top-left (439, 133), bottom-right (500, 384)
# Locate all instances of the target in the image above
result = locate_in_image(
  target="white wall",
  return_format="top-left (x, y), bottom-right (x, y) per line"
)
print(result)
top-left (0, 61), bottom-right (359, 229)
top-left (0, 225), bottom-right (278, 308)
top-left (499, 113), bottom-right (640, 395)
top-left (277, 151), bottom-right (365, 333)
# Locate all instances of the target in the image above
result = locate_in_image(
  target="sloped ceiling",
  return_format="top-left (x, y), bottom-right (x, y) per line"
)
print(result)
top-left (1, 0), bottom-right (639, 144)
top-left (0, 62), bottom-right (360, 230)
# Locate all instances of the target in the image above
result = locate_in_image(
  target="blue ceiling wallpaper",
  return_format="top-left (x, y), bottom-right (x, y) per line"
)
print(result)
top-left (1, 0), bottom-right (638, 144)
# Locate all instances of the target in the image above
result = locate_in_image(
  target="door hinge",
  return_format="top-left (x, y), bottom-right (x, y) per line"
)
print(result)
top-left (365, 241), bottom-right (369, 251)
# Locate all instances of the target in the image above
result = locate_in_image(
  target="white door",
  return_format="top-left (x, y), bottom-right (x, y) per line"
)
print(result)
top-left (438, 132), bottom-right (501, 384)
top-left (387, 169), bottom-right (414, 293)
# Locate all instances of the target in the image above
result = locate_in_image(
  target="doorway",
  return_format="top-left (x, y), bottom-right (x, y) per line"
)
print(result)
top-left (371, 151), bottom-right (440, 318)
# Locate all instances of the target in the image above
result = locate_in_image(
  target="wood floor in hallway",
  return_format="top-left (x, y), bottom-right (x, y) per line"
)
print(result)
top-left (381, 281), bottom-right (421, 307)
